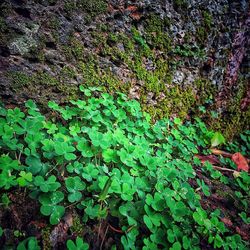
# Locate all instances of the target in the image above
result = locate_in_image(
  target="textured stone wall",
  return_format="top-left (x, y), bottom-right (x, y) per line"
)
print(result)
top-left (0, 0), bottom-right (249, 138)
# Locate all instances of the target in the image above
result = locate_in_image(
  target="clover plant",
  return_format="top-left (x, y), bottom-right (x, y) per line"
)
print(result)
top-left (0, 86), bottom-right (249, 249)
top-left (17, 236), bottom-right (40, 250)
top-left (39, 191), bottom-right (65, 225)
top-left (65, 176), bottom-right (86, 202)
top-left (66, 237), bottom-right (89, 250)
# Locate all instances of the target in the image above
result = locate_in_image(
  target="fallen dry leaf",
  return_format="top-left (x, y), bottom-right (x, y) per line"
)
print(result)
top-left (126, 5), bottom-right (138, 12)
top-left (221, 217), bottom-right (233, 227)
top-left (236, 226), bottom-right (250, 241)
top-left (195, 155), bottom-right (221, 165)
top-left (232, 152), bottom-right (249, 172)
top-left (210, 148), bottom-right (233, 158)
top-left (130, 12), bottom-right (142, 20)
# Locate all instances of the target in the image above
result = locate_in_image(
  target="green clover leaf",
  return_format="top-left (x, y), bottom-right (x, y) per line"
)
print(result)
top-left (39, 191), bottom-right (65, 225)
top-left (54, 141), bottom-right (76, 161)
top-left (65, 176), bottom-right (86, 203)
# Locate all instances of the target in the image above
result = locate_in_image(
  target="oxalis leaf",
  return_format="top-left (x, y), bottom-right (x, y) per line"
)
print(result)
top-left (65, 176), bottom-right (86, 202)
top-left (25, 155), bottom-right (43, 175)
top-left (34, 175), bottom-right (61, 192)
top-left (39, 191), bottom-right (65, 225)
top-left (211, 132), bottom-right (225, 147)
top-left (76, 139), bottom-right (94, 158)
top-left (17, 171), bottom-right (32, 187)
top-left (54, 141), bottom-right (76, 161)
top-left (102, 148), bottom-right (118, 163)
top-left (0, 88), bottom-right (249, 249)
top-left (67, 237), bottom-right (89, 250)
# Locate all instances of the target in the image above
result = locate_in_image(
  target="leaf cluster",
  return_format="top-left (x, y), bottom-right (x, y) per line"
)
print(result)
top-left (0, 87), bottom-right (249, 249)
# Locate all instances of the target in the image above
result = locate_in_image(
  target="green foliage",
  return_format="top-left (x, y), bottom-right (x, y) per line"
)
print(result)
top-left (211, 132), bottom-right (226, 147)
top-left (0, 193), bottom-right (11, 208)
top-left (17, 171), bottom-right (33, 187)
top-left (17, 237), bottom-right (40, 250)
top-left (131, 27), bottom-right (150, 51)
top-left (34, 175), bottom-right (61, 192)
top-left (0, 17), bottom-right (7, 33)
top-left (0, 87), bottom-right (249, 249)
top-left (66, 176), bottom-right (86, 202)
top-left (173, 0), bottom-right (188, 9)
top-left (144, 14), bottom-right (172, 50)
top-left (8, 71), bottom-right (31, 88)
top-left (39, 191), bottom-right (65, 225)
top-left (202, 11), bottom-right (213, 29)
top-left (0, 155), bottom-right (20, 189)
top-left (173, 44), bottom-right (206, 58)
top-left (226, 130), bottom-right (250, 156)
top-left (67, 237), bottom-right (89, 250)
top-left (79, 0), bottom-right (107, 22)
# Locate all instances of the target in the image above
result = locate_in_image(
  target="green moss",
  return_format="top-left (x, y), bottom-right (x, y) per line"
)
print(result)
top-left (173, 44), bottom-right (206, 58)
top-left (165, 86), bottom-right (196, 118)
top-left (111, 47), bottom-right (130, 64)
top-left (0, 2), bottom-right (12, 17)
top-left (70, 213), bottom-right (85, 236)
top-left (74, 0), bottom-right (108, 23)
top-left (6, 24), bottom-right (244, 134)
top-left (145, 75), bottom-right (165, 94)
top-left (60, 66), bottom-right (77, 80)
top-left (184, 32), bottom-right (192, 43)
top-left (96, 23), bottom-right (109, 32)
top-left (139, 85), bottom-right (196, 121)
top-left (221, 79), bottom-right (250, 139)
top-left (41, 226), bottom-right (51, 250)
top-left (202, 11), bottom-right (213, 29)
top-left (130, 51), bottom-right (195, 120)
top-left (56, 84), bottom-right (79, 101)
top-left (79, 0), bottom-right (107, 15)
top-left (33, 72), bottom-right (59, 86)
top-left (0, 17), bottom-right (7, 33)
top-left (144, 15), bottom-right (172, 50)
top-left (145, 14), bottom-right (171, 33)
top-left (37, 50), bottom-right (45, 62)
top-left (69, 39), bottom-right (84, 61)
top-left (173, 0), bottom-right (188, 9)
top-left (91, 31), bottom-right (107, 48)
top-left (47, 16), bottom-right (60, 30)
top-left (103, 71), bottom-right (130, 93)
top-left (62, 38), bottom-right (85, 61)
top-left (8, 70), bottom-right (59, 95)
top-left (64, 1), bottom-right (77, 16)
top-left (26, 45), bottom-right (45, 63)
top-left (42, 16), bottom-right (61, 43)
top-left (121, 33), bottom-right (135, 52)
top-left (196, 11), bottom-right (213, 45)
top-left (194, 78), bottom-right (216, 102)
top-left (132, 58), bottom-right (169, 96)
top-left (146, 31), bottom-right (171, 50)
top-left (8, 71), bottom-right (31, 89)
top-left (203, 77), bottom-right (250, 140)
top-left (197, 26), bottom-right (207, 44)
top-left (131, 27), bottom-right (149, 51)
top-left (79, 59), bottom-right (100, 85)
top-left (77, 53), bottom-right (130, 96)
top-left (107, 33), bottom-right (119, 44)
